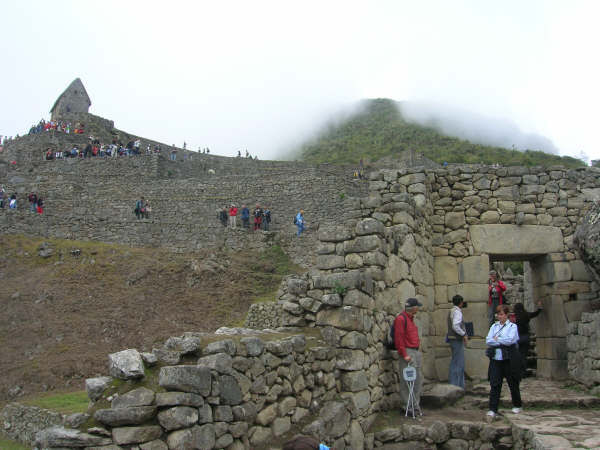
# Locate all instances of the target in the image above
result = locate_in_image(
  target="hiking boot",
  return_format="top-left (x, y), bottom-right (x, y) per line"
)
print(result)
top-left (486, 411), bottom-right (496, 423)
top-left (511, 407), bottom-right (523, 414)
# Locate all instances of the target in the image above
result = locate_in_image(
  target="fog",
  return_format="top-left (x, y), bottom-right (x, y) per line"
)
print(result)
top-left (1, 1), bottom-right (598, 162)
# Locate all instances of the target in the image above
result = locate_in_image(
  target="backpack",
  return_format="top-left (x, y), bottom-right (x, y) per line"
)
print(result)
top-left (293, 216), bottom-right (297, 224)
top-left (385, 313), bottom-right (408, 350)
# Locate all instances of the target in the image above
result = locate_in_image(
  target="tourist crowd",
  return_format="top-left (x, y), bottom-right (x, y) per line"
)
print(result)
top-left (29, 118), bottom-right (85, 135)
top-left (0, 188), bottom-right (44, 214)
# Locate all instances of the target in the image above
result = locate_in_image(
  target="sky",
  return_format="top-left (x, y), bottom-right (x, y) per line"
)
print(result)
top-left (1, 1), bottom-right (599, 162)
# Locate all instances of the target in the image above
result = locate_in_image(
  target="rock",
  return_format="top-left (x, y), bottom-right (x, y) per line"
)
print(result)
top-left (139, 440), bottom-right (169, 450)
top-left (204, 339), bottom-right (236, 356)
top-left (152, 348), bottom-right (181, 365)
top-left (111, 425), bottom-right (163, 445)
top-left (197, 353), bottom-right (233, 374)
top-left (219, 375), bottom-right (243, 405)
top-left (214, 405), bottom-right (234, 422)
top-left (167, 424), bottom-right (215, 449)
top-left (157, 406), bottom-right (198, 431)
top-left (94, 406), bottom-right (157, 426)
top-left (85, 376), bottom-right (112, 401)
top-left (272, 416), bottom-right (291, 437)
top-left (256, 403), bottom-right (278, 426)
top-left (35, 426), bottom-right (113, 448)
top-left (111, 387), bottom-right (155, 408)
top-left (240, 337), bottom-right (265, 356)
top-left (108, 349), bottom-right (145, 380)
top-left (420, 384), bottom-right (465, 407)
top-left (64, 413), bottom-right (89, 428)
top-left (155, 391), bottom-right (204, 407)
top-left (158, 365), bottom-right (212, 395)
top-left (249, 426), bottom-right (273, 447)
top-left (427, 420), bottom-right (449, 443)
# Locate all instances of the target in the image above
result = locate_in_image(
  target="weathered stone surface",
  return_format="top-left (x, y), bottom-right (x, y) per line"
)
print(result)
top-left (166, 424), bottom-right (215, 450)
top-left (356, 218), bottom-right (385, 235)
top-left (204, 339), bottom-right (236, 356)
top-left (240, 336), bottom-right (265, 356)
top-left (139, 439), bottom-right (168, 450)
top-left (197, 353), bottom-right (233, 374)
top-left (344, 235), bottom-right (382, 253)
top-left (470, 225), bottom-right (564, 255)
top-left (112, 425), bottom-right (162, 445)
top-left (340, 370), bottom-right (369, 392)
top-left (219, 374), bottom-right (243, 405)
top-left (445, 212), bottom-right (466, 230)
top-left (340, 331), bottom-right (369, 349)
top-left (343, 289), bottom-right (374, 309)
top-left (316, 254), bottom-right (346, 269)
top-left (94, 406), bottom-right (157, 426)
top-left (108, 349), bottom-right (145, 380)
top-left (35, 426), bottom-right (112, 448)
top-left (158, 365), bottom-right (212, 395)
top-left (155, 391), bottom-right (204, 407)
top-left (157, 406), bottom-right (198, 431)
top-left (319, 226), bottom-right (352, 242)
top-left (85, 376), bottom-right (112, 401)
top-left (435, 256), bottom-right (458, 285)
top-left (256, 403), bottom-right (278, 426)
top-left (384, 254), bottom-right (410, 286)
top-left (316, 306), bottom-right (365, 331)
top-left (111, 387), bottom-right (155, 409)
top-left (336, 349), bottom-right (365, 370)
top-left (458, 255), bottom-right (489, 284)
top-left (421, 384), bottom-right (464, 407)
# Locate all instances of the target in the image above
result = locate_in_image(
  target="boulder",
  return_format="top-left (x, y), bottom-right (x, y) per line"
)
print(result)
top-left (108, 349), bottom-right (145, 380)
top-left (85, 376), bottom-right (112, 401)
top-left (35, 427), bottom-right (112, 448)
top-left (158, 365), bottom-right (212, 395)
top-left (420, 384), bottom-right (465, 407)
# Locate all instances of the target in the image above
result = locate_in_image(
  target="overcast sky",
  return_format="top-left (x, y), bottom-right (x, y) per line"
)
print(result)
top-left (1, 1), bottom-right (599, 162)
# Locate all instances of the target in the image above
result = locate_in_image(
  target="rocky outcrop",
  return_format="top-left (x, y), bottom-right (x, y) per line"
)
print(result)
top-left (574, 201), bottom-right (600, 283)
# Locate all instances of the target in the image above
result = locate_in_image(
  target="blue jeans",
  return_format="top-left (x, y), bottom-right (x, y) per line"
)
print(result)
top-left (448, 339), bottom-right (465, 388)
top-left (296, 223), bottom-right (304, 236)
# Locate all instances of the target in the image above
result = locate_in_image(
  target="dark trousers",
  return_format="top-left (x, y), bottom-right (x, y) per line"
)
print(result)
top-left (488, 359), bottom-right (522, 413)
top-left (519, 340), bottom-right (531, 377)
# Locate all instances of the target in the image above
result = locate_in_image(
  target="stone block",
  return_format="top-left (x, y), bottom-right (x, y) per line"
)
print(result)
top-left (537, 359), bottom-right (568, 380)
top-left (336, 349), bottom-right (366, 370)
top-left (480, 211), bottom-right (500, 224)
top-left (399, 173), bottom-right (426, 185)
top-left (536, 297), bottom-right (567, 338)
top-left (434, 356), bottom-right (451, 381)
top-left (316, 255), bottom-right (346, 270)
top-left (108, 349), bottom-right (145, 380)
top-left (157, 406), bottom-right (198, 431)
top-left (340, 370), bottom-right (369, 392)
top-left (431, 309), bottom-right (451, 337)
top-left (470, 225), bottom-right (564, 255)
top-left (112, 426), bottom-right (162, 446)
top-left (376, 285), bottom-right (412, 315)
top-left (112, 387), bottom-right (155, 409)
top-left (319, 227), bottom-right (352, 242)
top-left (434, 257), bottom-right (458, 285)
top-left (551, 281), bottom-right (590, 295)
top-left (570, 260), bottom-right (592, 281)
top-left (536, 261), bottom-right (572, 285)
top-left (458, 255), bottom-right (489, 284)
top-left (464, 347), bottom-right (489, 380)
top-left (343, 289), bottom-right (374, 309)
top-left (316, 306), bottom-right (365, 331)
top-left (563, 300), bottom-right (592, 322)
top-left (356, 218), bottom-right (384, 235)
top-left (411, 254), bottom-right (434, 286)
top-left (445, 212), bottom-right (466, 230)
top-left (447, 284), bottom-right (488, 304)
top-left (159, 366), bottom-right (212, 396)
top-left (536, 337), bottom-right (567, 360)
top-left (444, 229), bottom-right (467, 244)
top-left (435, 285), bottom-right (448, 305)
top-left (384, 254), bottom-right (410, 286)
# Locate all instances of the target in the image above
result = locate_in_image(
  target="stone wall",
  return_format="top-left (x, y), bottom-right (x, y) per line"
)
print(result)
top-left (567, 311), bottom-right (600, 388)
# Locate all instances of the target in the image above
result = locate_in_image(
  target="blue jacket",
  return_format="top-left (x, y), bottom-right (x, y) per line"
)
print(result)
top-left (241, 207), bottom-right (250, 219)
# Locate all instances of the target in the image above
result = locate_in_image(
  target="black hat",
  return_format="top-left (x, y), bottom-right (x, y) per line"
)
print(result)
top-left (405, 297), bottom-right (422, 308)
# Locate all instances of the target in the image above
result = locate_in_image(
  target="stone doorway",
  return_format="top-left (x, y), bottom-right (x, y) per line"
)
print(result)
top-left (433, 224), bottom-right (593, 381)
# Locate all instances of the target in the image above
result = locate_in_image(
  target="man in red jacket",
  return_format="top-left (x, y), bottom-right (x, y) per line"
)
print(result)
top-left (488, 270), bottom-right (507, 325)
top-left (395, 297), bottom-right (423, 414)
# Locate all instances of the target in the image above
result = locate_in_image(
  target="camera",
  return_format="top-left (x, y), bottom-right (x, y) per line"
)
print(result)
top-left (462, 301), bottom-right (468, 308)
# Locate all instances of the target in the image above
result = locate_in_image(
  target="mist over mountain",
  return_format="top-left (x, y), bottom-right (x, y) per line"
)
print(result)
top-left (398, 101), bottom-right (560, 155)
top-left (293, 98), bottom-right (583, 168)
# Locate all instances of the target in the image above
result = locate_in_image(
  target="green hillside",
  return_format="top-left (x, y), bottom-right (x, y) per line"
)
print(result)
top-left (297, 98), bottom-right (585, 168)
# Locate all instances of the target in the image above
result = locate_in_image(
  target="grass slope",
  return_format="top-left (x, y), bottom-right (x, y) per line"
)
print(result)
top-left (297, 98), bottom-right (585, 168)
top-left (0, 235), bottom-right (302, 404)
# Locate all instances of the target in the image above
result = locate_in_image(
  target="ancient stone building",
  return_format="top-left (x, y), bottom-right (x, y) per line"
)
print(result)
top-left (50, 78), bottom-right (91, 120)
top-left (2, 99), bottom-right (600, 448)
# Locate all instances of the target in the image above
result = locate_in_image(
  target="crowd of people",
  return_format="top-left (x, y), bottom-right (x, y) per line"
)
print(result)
top-left (134, 196), bottom-right (151, 219)
top-left (43, 138), bottom-right (167, 160)
top-left (0, 189), bottom-right (44, 213)
top-left (218, 204), bottom-right (272, 231)
top-left (392, 269), bottom-right (544, 422)
top-left (28, 118), bottom-right (85, 135)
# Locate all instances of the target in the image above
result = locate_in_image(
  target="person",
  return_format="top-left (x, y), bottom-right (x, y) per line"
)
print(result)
top-left (28, 193), bottom-right (38, 213)
top-left (253, 204), bottom-right (263, 231)
top-left (395, 297), bottom-right (423, 414)
top-left (229, 204), bottom-right (238, 228)
top-left (513, 300), bottom-right (543, 378)
top-left (9, 193), bottom-right (17, 209)
top-left (447, 294), bottom-right (468, 388)
top-left (488, 270), bottom-right (507, 325)
top-left (263, 207), bottom-right (271, 231)
top-left (218, 206), bottom-right (228, 227)
top-left (283, 435), bottom-right (330, 450)
top-left (485, 304), bottom-right (522, 422)
top-left (0, 187), bottom-right (5, 208)
top-left (241, 204), bottom-right (250, 229)
top-left (142, 200), bottom-right (151, 219)
top-left (36, 197), bottom-right (44, 214)
top-left (295, 210), bottom-right (305, 236)
top-left (170, 146), bottom-right (177, 161)
top-left (135, 197), bottom-right (145, 219)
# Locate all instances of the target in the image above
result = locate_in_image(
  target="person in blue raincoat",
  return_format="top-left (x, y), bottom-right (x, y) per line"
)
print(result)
top-left (295, 210), bottom-right (305, 236)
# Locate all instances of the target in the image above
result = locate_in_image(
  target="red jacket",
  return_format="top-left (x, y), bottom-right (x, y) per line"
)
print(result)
top-left (394, 312), bottom-right (420, 359)
top-left (229, 207), bottom-right (238, 217)
top-left (488, 280), bottom-right (507, 305)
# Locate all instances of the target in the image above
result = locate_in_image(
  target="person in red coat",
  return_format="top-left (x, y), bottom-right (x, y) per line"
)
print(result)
top-left (228, 204), bottom-right (238, 228)
top-left (394, 297), bottom-right (423, 414)
top-left (488, 270), bottom-right (507, 325)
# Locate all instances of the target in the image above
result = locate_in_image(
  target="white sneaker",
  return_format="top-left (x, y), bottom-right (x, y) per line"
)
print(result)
top-left (486, 411), bottom-right (496, 422)
top-left (512, 407), bottom-right (522, 414)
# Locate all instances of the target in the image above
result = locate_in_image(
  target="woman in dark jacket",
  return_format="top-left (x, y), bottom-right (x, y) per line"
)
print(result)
top-left (513, 300), bottom-right (543, 377)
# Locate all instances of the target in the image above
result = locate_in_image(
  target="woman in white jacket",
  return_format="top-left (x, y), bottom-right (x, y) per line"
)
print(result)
top-left (485, 304), bottom-right (523, 422)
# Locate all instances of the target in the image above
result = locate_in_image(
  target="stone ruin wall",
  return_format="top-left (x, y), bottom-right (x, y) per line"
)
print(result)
top-left (0, 136), bottom-right (367, 266)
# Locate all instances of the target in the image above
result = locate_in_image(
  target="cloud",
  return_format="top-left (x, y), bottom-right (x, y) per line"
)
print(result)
top-left (399, 101), bottom-right (560, 154)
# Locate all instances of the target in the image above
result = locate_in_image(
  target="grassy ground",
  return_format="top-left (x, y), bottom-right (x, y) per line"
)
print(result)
top-left (0, 235), bottom-right (303, 405)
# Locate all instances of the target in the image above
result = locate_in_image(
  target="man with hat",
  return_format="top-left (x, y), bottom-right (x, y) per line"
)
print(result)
top-left (394, 297), bottom-right (423, 413)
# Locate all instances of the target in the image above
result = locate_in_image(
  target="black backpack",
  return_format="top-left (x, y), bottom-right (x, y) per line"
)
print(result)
top-left (385, 313), bottom-right (408, 350)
